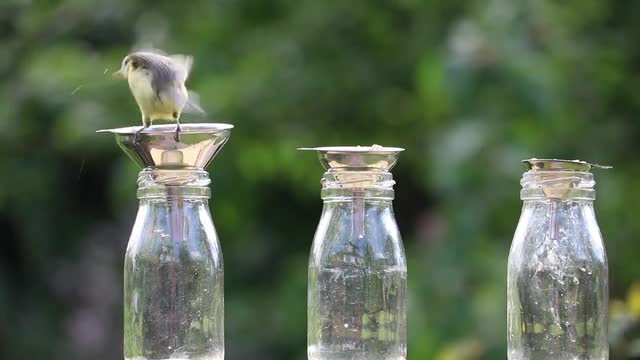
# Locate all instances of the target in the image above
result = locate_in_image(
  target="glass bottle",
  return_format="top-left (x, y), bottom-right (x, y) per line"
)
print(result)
top-left (302, 146), bottom-right (408, 360)
top-left (507, 159), bottom-right (610, 360)
top-left (124, 169), bottom-right (223, 360)
top-left (99, 124), bottom-right (232, 360)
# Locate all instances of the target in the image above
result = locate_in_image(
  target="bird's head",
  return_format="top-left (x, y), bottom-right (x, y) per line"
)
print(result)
top-left (113, 53), bottom-right (148, 80)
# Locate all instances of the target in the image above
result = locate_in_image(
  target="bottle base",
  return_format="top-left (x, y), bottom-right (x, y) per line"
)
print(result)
top-left (308, 347), bottom-right (406, 360)
top-left (508, 349), bottom-right (608, 360)
top-left (125, 356), bottom-right (223, 360)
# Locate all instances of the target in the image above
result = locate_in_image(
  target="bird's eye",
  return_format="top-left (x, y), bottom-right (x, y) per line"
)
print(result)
top-left (130, 60), bottom-right (139, 69)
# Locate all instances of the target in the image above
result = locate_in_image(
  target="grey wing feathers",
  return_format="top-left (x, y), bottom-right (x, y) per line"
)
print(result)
top-left (141, 55), bottom-right (178, 101)
top-left (184, 90), bottom-right (206, 114)
top-left (168, 55), bottom-right (193, 82)
top-left (159, 85), bottom-right (188, 111)
top-left (131, 46), bottom-right (167, 56)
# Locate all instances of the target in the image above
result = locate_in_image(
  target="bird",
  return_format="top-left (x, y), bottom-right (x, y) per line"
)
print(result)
top-left (114, 50), bottom-right (204, 142)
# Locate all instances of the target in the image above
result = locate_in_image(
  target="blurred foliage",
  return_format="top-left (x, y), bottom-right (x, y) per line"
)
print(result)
top-left (610, 284), bottom-right (640, 359)
top-left (0, 0), bottom-right (639, 359)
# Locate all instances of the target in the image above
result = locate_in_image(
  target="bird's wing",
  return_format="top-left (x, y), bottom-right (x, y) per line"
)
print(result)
top-left (168, 54), bottom-right (193, 83)
top-left (141, 55), bottom-right (178, 102)
top-left (131, 46), bottom-right (167, 56)
top-left (183, 90), bottom-right (206, 114)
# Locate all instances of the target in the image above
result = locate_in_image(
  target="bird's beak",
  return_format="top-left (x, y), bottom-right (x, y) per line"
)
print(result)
top-left (112, 68), bottom-right (126, 79)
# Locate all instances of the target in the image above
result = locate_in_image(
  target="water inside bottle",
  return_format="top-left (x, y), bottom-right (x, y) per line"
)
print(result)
top-left (308, 265), bottom-right (407, 360)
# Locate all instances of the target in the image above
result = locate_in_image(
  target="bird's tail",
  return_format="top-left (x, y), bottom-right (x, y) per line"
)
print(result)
top-left (183, 90), bottom-right (206, 115)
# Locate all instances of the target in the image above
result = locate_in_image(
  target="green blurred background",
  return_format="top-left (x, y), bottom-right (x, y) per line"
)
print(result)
top-left (1, 0), bottom-right (640, 359)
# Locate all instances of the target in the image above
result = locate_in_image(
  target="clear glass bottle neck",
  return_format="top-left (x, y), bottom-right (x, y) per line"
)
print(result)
top-left (520, 170), bottom-right (596, 202)
top-left (320, 170), bottom-right (395, 201)
top-left (136, 168), bottom-right (211, 200)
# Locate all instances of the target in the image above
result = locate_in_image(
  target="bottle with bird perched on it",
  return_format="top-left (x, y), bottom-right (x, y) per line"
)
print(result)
top-left (100, 123), bottom-right (233, 360)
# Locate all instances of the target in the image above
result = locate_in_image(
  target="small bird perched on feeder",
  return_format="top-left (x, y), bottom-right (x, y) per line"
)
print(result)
top-left (114, 50), bottom-right (204, 141)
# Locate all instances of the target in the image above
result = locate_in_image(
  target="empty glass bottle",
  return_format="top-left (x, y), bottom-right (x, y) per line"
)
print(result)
top-left (100, 124), bottom-right (232, 360)
top-left (302, 146), bottom-right (408, 360)
top-left (507, 159), bottom-right (610, 360)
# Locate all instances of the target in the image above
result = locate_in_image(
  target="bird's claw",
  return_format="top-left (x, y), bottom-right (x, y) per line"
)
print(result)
top-left (134, 128), bottom-right (144, 144)
top-left (174, 124), bottom-right (181, 142)
top-left (134, 122), bottom-right (150, 144)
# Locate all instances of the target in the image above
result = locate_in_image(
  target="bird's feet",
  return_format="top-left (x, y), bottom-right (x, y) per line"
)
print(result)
top-left (134, 118), bottom-right (151, 144)
top-left (134, 127), bottom-right (144, 144)
top-left (174, 123), bottom-right (182, 142)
